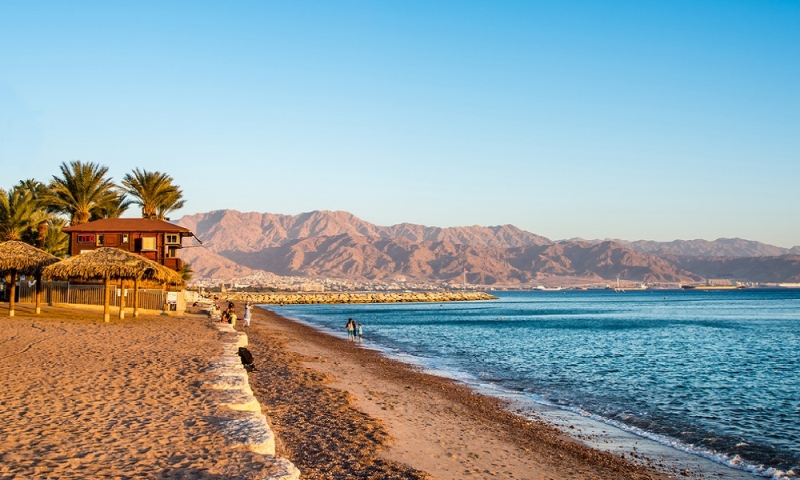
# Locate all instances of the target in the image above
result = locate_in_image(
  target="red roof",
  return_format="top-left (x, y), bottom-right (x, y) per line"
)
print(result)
top-left (63, 218), bottom-right (192, 233)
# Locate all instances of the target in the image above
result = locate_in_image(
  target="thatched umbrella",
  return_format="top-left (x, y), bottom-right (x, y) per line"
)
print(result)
top-left (43, 247), bottom-right (183, 322)
top-left (0, 241), bottom-right (60, 317)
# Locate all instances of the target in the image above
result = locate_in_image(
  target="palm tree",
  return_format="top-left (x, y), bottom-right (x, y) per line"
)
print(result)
top-left (156, 187), bottom-right (185, 220)
top-left (91, 190), bottom-right (133, 220)
top-left (0, 187), bottom-right (51, 242)
top-left (16, 179), bottom-right (52, 246)
top-left (121, 168), bottom-right (185, 220)
top-left (179, 262), bottom-right (193, 283)
top-left (42, 218), bottom-right (69, 257)
top-left (16, 179), bottom-right (50, 203)
top-left (46, 161), bottom-right (119, 225)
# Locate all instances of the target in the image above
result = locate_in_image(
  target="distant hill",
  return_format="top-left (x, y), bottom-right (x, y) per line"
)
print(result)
top-left (665, 255), bottom-right (800, 283)
top-left (180, 248), bottom-right (256, 279)
top-left (176, 209), bottom-right (800, 284)
top-left (573, 237), bottom-right (799, 257)
top-left (178, 209), bottom-right (551, 252)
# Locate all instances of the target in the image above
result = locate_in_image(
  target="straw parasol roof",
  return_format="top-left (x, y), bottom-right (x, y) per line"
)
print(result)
top-left (0, 241), bottom-right (60, 317)
top-left (43, 247), bottom-right (183, 284)
top-left (0, 241), bottom-right (60, 275)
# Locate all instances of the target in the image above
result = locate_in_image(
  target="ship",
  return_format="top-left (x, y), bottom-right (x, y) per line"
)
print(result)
top-left (534, 285), bottom-right (563, 291)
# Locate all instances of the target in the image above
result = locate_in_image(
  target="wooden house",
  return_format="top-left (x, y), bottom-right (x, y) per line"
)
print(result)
top-left (62, 218), bottom-right (195, 272)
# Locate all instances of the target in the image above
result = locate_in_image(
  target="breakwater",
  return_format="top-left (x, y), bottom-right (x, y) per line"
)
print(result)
top-left (220, 291), bottom-right (497, 304)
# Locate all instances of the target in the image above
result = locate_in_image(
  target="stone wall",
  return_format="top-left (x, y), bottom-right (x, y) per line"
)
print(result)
top-left (220, 291), bottom-right (497, 304)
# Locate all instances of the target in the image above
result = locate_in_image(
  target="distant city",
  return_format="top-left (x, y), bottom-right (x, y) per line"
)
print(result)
top-left (191, 271), bottom-right (800, 294)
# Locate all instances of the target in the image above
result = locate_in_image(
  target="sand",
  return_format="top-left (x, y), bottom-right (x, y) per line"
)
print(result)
top-left (240, 304), bottom-right (670, 480)
top-left (0, 303), bottom-right (293, 479)
top-left (1, 300), bottom-right (670, 479)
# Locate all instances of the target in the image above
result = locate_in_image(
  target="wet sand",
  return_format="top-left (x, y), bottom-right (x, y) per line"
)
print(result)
top-left (241, 305), bottom-right (670, 479)
top-left (0, 304), bottom-right (291, 479)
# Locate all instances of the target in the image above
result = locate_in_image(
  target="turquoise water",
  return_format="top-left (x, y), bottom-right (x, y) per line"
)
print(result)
top-left (269, 290), bottom-right (800, 477)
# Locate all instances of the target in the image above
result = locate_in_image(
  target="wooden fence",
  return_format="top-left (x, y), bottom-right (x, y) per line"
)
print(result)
top-left (16, 281), bottom-right (171, 311)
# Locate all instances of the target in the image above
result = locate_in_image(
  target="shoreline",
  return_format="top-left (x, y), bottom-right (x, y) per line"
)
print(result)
top-left (241, 304), bottom-right (672, 479)
top-left (276, 309), bottom-right (760, 480)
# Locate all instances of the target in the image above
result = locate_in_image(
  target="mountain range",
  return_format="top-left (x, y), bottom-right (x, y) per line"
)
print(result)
top-left (176, 210), bottom-right (800, 285)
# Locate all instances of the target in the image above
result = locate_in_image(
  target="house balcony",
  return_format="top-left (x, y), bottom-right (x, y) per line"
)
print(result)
top-left (164, 257), bottom-right (184, 272)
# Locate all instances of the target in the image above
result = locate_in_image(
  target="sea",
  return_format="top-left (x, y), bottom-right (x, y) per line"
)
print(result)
top-left (264, 289), bottom-right (800, 478)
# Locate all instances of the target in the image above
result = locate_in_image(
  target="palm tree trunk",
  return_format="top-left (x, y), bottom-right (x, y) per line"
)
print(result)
top-left (8, 271), bottom-right (17, 317)
top-left (103, 276), bottom-right (110, 323)
top-left (36, 221), bottom-right (48, 248)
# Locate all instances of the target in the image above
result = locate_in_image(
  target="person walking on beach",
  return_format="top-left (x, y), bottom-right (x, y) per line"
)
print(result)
top-left (243, 302), bottom-right (251, 327)
top-left (346, 318), bottom-right (356, 341)
top-left (357, 323), bottom-right (363, 343)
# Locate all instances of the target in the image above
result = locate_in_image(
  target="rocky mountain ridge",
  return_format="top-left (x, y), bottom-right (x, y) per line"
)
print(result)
top-left (177, 209), bottom-right (800, 284)
top-left (177, 210), bottom-right (551, 251)
top-left (571, 237), bottom-right (800, 257)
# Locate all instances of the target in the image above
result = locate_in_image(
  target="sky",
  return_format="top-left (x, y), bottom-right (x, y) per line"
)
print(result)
top-left (1, 1), bottom-right (798, 247)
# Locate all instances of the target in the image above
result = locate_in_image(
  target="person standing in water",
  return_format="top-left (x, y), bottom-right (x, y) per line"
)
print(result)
top-left (357, 323), bottom-right (363, 343)
top-left (346, 318), bottom-right (356, 341)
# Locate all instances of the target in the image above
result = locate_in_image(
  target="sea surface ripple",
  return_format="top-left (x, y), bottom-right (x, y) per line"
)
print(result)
top-left (273, 289), bottom-right (800, 477)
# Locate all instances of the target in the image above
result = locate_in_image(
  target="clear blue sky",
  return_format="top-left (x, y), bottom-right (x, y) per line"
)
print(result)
top-left (1, 1), bottom-right (798, 247)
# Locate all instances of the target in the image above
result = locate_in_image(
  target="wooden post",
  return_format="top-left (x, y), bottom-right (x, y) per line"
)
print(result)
top-left (35, 272), bottom-right (43, 314)
top-left (103, 276), bottom-right (111, 323)
top-left (162, 282), bottom-right (168, 315)
top-left (118, 279), bottom-right (126, 319)
top-left (8, 271), bottom-right (17, 317)
top-left (133, 277), bottom-right (139, 318)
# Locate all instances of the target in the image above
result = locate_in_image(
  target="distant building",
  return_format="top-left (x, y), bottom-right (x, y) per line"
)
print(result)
top-left (300, 283), bottom-right (325, 292)
top-left (62, 218), bottom-right (195, 272)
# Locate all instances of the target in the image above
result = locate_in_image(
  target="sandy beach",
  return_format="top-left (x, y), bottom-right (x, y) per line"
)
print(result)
top-left (240, 304), bottom-right (669, 480)
top-left (1, 301), bottom-right (671, 479)
top-left (0, 303), bottom-right (293, 480)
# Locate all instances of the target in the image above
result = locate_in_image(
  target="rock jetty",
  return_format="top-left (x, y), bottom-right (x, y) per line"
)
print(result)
top-left (220, 291), bottom-right (497, 305)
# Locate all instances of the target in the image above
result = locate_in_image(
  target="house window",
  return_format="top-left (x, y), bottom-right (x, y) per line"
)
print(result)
top-left (165, 234), bottom-right (180, 244)
top-left (139, 237), bottom-right (157, 251)
top-left (77, 234), bottom-right (95, 244)
top-left (166, 246), bottom-right (179, 258)
top-left (121, 234), bottom-right (129, 244)
top-left (96, 235), bottom-right (105, 246)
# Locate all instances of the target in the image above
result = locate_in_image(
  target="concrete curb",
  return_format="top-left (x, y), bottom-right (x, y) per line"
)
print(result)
top-left (210, 319), bottom-right (300, 480)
